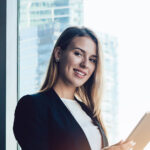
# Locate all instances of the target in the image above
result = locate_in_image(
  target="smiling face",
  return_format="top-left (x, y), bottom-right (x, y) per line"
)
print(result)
top-left (55, 36), bottom-right (97, 88)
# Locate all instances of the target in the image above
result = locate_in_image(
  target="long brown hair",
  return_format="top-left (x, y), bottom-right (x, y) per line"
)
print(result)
top-left (40, 26), bottom-right (106, 134)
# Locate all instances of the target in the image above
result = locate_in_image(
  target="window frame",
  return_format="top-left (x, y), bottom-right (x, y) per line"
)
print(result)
top-left (0, 0), bottom-right (18, 149)
top-left (0, 0), bottom-right (6, 149)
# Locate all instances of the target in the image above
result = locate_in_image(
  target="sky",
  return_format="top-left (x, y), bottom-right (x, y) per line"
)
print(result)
top-left (83, 0), bottom-right (150, 147)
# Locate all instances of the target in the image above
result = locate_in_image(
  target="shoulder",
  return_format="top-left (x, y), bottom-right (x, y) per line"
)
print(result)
top-left (15, 88), bottom-right (59, 113)
top-left (15, 94), bottom-right (41, 116)
top-left (17, 92), bottom-right (45, 108)
top-left (18, 89), bottom-right (54, 106)
top-left (15, 90), bottom-right (52, 114)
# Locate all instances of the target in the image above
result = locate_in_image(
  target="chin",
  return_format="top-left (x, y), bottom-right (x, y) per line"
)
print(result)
top-left (72, 81), bottom-right (87, 88)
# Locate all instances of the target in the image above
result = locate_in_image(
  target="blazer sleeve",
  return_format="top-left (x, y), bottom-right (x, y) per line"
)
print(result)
top-left (13, 95), bottom-right (51, 150)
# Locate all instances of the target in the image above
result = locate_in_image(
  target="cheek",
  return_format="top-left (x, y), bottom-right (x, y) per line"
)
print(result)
top-left (67, 57), bottom-right (77, 65)
top-left (65, 54), bottom-right (80, 67)
top-left (88, 64), bottom-right (96, 76)
top-left (61, 54), bottom-right (77, 70)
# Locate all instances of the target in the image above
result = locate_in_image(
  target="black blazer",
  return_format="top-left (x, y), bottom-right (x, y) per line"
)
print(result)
top-left (13, 88), bottom-right (108, 150)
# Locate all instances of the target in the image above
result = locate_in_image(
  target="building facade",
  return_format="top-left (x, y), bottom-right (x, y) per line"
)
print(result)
top-left (19, 0), bottom-right (83, 97)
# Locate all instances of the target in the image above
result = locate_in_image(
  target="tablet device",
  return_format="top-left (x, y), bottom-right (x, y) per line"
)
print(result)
top-left (126, 112), bottom-right (150, 150)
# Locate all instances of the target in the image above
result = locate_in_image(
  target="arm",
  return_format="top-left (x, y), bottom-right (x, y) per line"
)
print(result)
top-left (13, 95), bottom-right (50, 150)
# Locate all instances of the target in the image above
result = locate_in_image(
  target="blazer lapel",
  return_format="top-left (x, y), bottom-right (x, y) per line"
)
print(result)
top-left (45, 88), bottom-right (92, 150)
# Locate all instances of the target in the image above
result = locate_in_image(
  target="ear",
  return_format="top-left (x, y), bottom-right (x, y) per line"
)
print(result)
top-left (54, 47), bottom-right (62, 62)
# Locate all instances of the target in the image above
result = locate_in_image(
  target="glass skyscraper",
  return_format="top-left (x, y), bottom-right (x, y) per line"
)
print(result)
top-left (100, 33), bottom-right (118, 144)
top-left (19, 0), bottom-right (83, 97)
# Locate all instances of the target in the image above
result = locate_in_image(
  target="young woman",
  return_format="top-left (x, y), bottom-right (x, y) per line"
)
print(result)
top-left (13, 27), bottom-right (135, 150)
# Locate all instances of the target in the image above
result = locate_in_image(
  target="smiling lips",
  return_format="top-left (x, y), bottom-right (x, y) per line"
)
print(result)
top-left (73, 68), bottom-right (87, 78)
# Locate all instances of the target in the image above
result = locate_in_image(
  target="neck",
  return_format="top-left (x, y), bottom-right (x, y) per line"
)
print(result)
top-left (53, 79), bottom-right (76, 100)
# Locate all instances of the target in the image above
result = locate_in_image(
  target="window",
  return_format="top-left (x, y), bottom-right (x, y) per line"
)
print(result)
top-left (1, 0), bottom-right (149, 150)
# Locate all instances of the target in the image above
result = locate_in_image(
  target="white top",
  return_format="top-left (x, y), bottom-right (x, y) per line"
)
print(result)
top-left (61, 98), bottom-right (102, 150)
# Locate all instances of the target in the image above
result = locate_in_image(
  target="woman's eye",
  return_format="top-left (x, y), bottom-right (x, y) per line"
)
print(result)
top-left (90, 58), bottom-right (97, 63)
top-left (74, 51), bottom-right (82, 56)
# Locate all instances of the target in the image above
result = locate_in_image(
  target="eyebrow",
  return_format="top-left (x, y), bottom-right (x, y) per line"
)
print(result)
top-left (73, 47), bottom-right (97, 58)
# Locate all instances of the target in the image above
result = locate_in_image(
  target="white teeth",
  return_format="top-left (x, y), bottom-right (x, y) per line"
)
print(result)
top-left (74, 70), bottom-right (85, 76)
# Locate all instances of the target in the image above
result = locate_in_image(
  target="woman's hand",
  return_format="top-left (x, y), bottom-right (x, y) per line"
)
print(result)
top-left (102, 140), bottom-right (136, 150)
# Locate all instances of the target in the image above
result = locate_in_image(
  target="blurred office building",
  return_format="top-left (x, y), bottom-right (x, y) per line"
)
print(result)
top-left (19, 0), bottom-right (83, 97)
top-left (99, 33), bottom-right (118, 144)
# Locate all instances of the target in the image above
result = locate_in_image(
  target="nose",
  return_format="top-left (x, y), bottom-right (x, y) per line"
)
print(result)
top-left (80, 57), bottom-right (88, 68)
